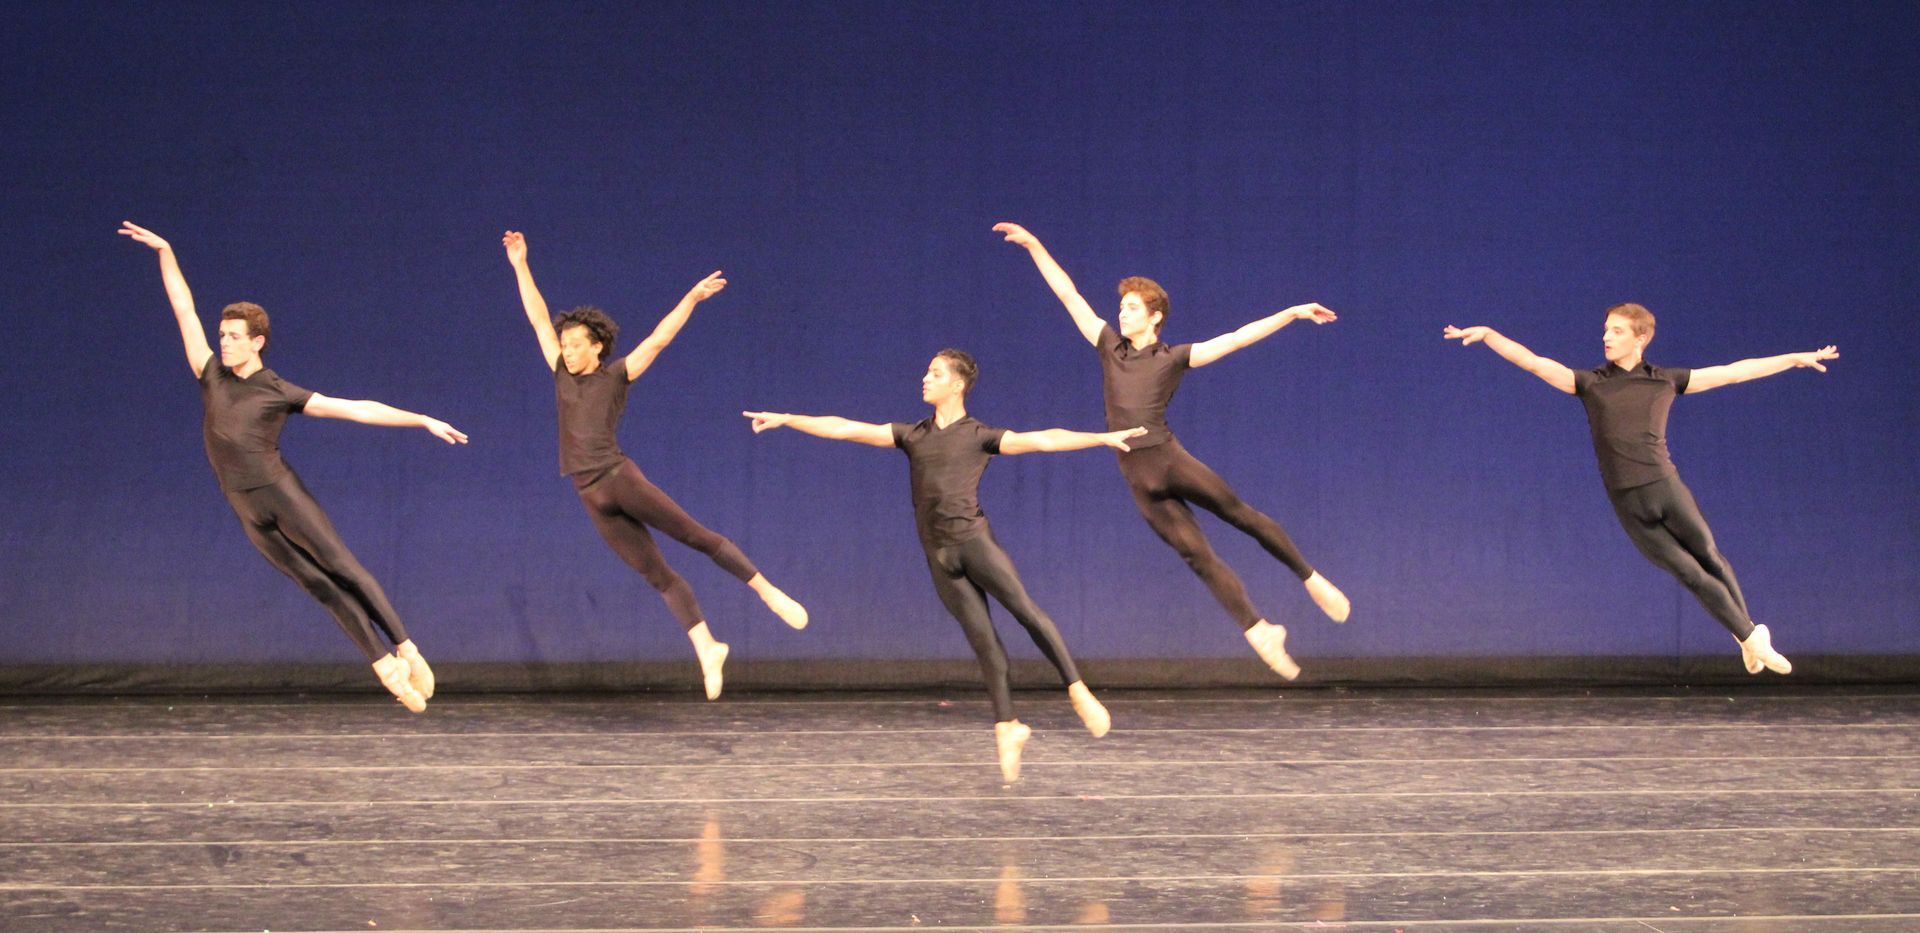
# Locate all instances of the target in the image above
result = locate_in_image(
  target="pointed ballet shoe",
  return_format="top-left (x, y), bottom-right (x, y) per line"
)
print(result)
top-left (1067, 681), bottom-right (1111, 738)
top-left (1244, 620), bottom-right (1301, 681)
top-left (395, 641), bottom-right (435, 699)
top-left (371, 655), bottom-right (427, 713)
top-left (763, 590), bottom-right (810, 630)
top-left (1735, 630), bottom-right (1765, 674)
top-left (1304, 572), bottom-right (1351, 623)
top-left (995, 720), bottom-right (1032, 783)
top-left (697, 641), bottom-right (730, 700)
top-left (1738, 623), bottom-right (1792, 675)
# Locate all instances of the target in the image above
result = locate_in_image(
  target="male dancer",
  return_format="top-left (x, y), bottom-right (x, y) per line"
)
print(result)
top-left (995, 222), bottom-right (1350, 680)
top-left (745, 350), bottom-right (1142, 781)
top-left (503, 231), bottom-right (807, 700)
top-left (1443, 304), bottom-right (1836, 673)
top-left (120, 222), bottom-right (465, 712)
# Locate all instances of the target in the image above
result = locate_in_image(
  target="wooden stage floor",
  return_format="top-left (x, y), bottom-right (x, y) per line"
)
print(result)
top-left (3, 685), bottom-right (1918, 931)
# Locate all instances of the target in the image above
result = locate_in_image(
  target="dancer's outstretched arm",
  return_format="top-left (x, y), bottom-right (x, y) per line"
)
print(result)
top-left (1190, 304), bottom-right (1337, 368)
top-left (502, 230), bottom-right (560, 370)
top-left (743, 411), bottom-right (895, 447)
top-left (622, 271), bottom-right (726, 382)
top-left (1685, 346), bottom-right (1838, 394)
top-left (305, 395), bottom-right (469, 444)
top-left (994, 222), bottom-right (1105, 346)
top-left (1442, 325), bottom-right (1576, 394)
top-left (119, 222), bottom-right (214, 376)
top-left (1000, 426), bottom-right (1146, 455)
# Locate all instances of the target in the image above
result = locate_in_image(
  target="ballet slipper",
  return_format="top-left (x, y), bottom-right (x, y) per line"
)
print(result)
top-left (1067, 681), bottom-right (1111, 738)
top-left (1735, 630), bottom-right (1764, 674)
top-left (1244, 620), bottom-right (1301, 681)
top-left (762, 589), bottom-right (810, 631)
top-left (994, 720), bottom-right (1032, 783)
top-left (395, 640), bottom-right (435, 699)
top-left (1304, 572), bottom-right (1350, 623)
top-left (697, 641), bottom-right (730, 700)
top-left (371, 655), bottom-right (427, 713)
top-left (1738, 623), bottom-right (1792, 675)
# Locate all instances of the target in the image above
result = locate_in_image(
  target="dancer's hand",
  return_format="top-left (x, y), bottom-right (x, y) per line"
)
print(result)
top-left (1289, 303), bottom-right (1337, 324)
top-left (687, 270), bottom-right (727, 302)
top-left (119, 221), bottom-right (171, 252)
top-left (742, 411), bottom-right (790, 433)
top-left (1443, 325), bottom-right (1493, 346)
top-left (1099, 427), bottom-right (1149, 452)
top-left (1791, 346), bottom-right (1839, 372)
top-left (993, 222), bottom-right (1039, 248)
top-left (424, 419), bottom-right (470, 444)
top-left (503, 230), bottom-right (528, 266)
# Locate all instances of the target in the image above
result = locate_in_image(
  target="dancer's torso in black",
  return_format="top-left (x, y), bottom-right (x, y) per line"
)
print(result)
top-left (891, 415), bottom-right (1007, 550)
top-left (1097, 324), bottom-right (1191, 449)
top-left (554, 356), bottom-right (632, 483)
top-left (1573, 362), bottom-right (1691, 491)
top-left (199, 355), bottom-right (314, 492)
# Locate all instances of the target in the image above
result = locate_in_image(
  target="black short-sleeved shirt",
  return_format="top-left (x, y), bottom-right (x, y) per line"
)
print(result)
top-left (890, 416), bottom-right (1008, 550)
top-left (198, 354), bottom-right (314, 492)
top-left (1573, 362), bottom-right (1692, 491)
top-left (1097, 324), bottom-right (1191, 449)
top-left (553, 355), bottom-right (633, 482)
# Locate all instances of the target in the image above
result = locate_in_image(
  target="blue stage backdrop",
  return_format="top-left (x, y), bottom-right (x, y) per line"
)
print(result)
top-left (2, 2), bottom-right (1914, 671)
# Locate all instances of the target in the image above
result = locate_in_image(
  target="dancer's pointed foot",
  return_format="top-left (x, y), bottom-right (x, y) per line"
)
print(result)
top-left (1244, 620), bottom-right (1301, 680)
top-left (995, 720), bottom-right (1032, 783)
top-left (1304, 571), bottom-right (1350, 623)
top-left (697, 641), bottom-right (730, 699)
top-left (1738, 623), bottom-right (1791, 675)
top-left (372, 654), bottom-right (427, 713)
top-left (763, 589), bottom-right (810, 630)
top-left (395, 640), bottom-right (435, 699)
top-left (1067, 681), bottom-right (1111, 738)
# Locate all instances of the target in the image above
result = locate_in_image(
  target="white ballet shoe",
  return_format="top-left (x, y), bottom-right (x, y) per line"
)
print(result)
top-left (1738, 623), bottom-right (1792, 675)
top-left (395, 640), bottom-right (435, 699)
top-left (1067, 681), bottom-right (1111, 738)
top-left (371, 655), bottom-right (427, 713)
top-left (1304, 572), bottom-right (1350, 623)
top-left (1244, 620), bottom-right (1301, 680)
top-left (762, 590), bottom-right (810, 630)
top-left (995, 720), bottom-right (1032, 783)
top-left (697, 641), bottom-right (730, 700)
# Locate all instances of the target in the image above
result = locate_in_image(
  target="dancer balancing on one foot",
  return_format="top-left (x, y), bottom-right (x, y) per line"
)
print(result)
top-left (995, 222), bottom-right (1350, 681)
top-left (119, 222), bottom-right (465, 712)
top-left (1443, 304), bottom-right (1837, 674)
top-left (503, 231), bottom-right (807, 700)
top-left (745, 349), bottom-right (1142, 782)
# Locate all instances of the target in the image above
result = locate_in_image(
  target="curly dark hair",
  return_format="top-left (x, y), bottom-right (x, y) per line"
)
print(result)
top-left (221, 302), bottom-right (272, 351)
top-left (553, 306), bottom-right (619, 360)
top-left (1116, 276), bottom-right (1170, 333)
top-left (935, 348), bottom-right (979, 396)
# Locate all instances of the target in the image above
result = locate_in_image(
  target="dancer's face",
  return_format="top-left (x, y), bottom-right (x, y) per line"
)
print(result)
top-left (217, 319), bottom-right (264, 369)
top-left (1602, 314), bottom-right (1650, 365)
top-left (558, 325), bottom-right (604, 375)
top-left (1117, 292), bottom-right (1162, 342)
top-left (921, 356), bottom-right (966, 406)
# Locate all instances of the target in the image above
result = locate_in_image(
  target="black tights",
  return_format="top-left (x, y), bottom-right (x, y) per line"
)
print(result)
top-left (576, 459), bottom-right (759, 630)
top-left (225, 472), bottom-right (408, 663)
top-left (1608, 475), bottom-right (1755, 639)
top-left (924, 529), bottom-right (1081, 723)
top-left (1117, 440), bottom-right (1314, 630)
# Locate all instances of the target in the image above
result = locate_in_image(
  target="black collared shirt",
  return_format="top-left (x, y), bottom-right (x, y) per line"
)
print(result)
top-left (553, 355), bottom-right (632, 482)
top-left (1097, 324), bottom-right (1192, 449)
top-left (890, 415), bottom-right (1008, 550)
top-left (198, 355), bottom-right (314, 492)
top-left (1573, 361), bottom-right (1692, 491)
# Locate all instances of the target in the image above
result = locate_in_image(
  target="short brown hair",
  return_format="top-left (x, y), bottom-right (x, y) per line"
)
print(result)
top-left (1605, 302), bottom-right (1656, 339)
top-left (221, 302), bottom-right (272, 350)
top-left (554, 306), bottom-right (619, 361)
top-left (934, 348), bottom-right (979, 396)
top-left (1117, 276), bottom-right (1170, 332)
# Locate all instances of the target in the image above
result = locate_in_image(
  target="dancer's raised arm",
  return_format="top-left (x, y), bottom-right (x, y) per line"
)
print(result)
top-left (119, 221), bottom-right (213, 376)
top-left (304, 394), bottom-right (468, 444)
top-left (994, 222), bottom-right (1105, 346)
top-left (1443, 324), bottom-right (1576, 394)
top-left (622, 271), bottom-right (726, 382)
top-left (1190, 304), bottom-right (1338, 368)
top-left (999, 426), bottom-right (1145, 455)
top-left (743, 411), bottom-right (895, 447)
top-left (1685, 346), bottom-right (1838, 394)
top-left (502, 230), bottom-right (560, 370)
